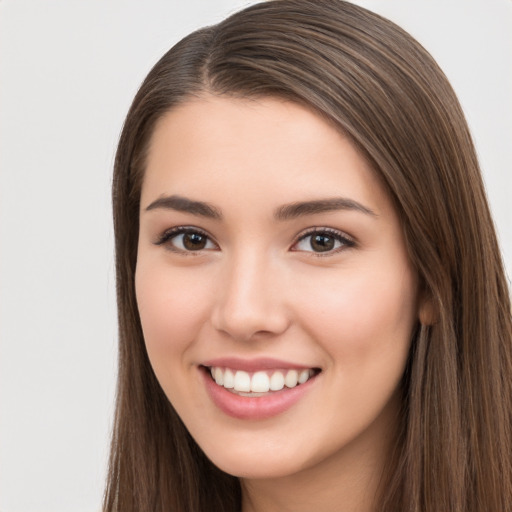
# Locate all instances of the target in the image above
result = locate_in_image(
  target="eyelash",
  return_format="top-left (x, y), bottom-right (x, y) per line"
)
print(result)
top-left (291, 227), bottom-right (356, 256)
top-left (154, 226), bottom-right (218, 254)
top-left (154, 226), bottom-right (356, 256)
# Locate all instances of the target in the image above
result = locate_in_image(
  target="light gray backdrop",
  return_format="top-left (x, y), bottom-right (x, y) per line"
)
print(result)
top-left (1, 1), bottom-right (510, 511)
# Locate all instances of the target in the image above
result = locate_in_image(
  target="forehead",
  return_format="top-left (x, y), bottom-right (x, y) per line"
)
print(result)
top-left (141, 95), bottom-right (391, 218)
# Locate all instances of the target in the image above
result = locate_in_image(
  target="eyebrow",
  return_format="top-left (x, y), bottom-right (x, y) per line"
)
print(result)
top-left (145, 195), bottom-right (222, 219)
top-left (144, 194), bottom-right (376, 220)
top-left (274, 197), bottom-right (377, 220)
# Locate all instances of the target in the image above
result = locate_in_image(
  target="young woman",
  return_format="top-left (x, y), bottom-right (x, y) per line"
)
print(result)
top-left (104, 1), bottom-right (512, 511)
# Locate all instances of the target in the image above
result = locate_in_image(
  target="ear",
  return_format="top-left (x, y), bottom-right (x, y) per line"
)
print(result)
top-left (418, 291), bottom-right (436, 325)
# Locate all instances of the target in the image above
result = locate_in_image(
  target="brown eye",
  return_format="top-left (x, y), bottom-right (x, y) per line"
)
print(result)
top-left (155, 227), bottom-right (217, 252)
top-left (292, 228), bottom-right (355, 255)
top-left (310, 234), bottom-right (335, 252)
top-left (182, 232), bottom-right (208, 250)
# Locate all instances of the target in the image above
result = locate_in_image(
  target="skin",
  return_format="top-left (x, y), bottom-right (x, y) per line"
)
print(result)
top-left (135, 95), bottom-right (427, 512)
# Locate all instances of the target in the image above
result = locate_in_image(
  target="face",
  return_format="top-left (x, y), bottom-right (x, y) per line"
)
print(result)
top-left (136, 96), bottom-right (422, 481)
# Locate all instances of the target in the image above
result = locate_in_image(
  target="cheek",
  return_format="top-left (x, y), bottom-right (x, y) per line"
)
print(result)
top-left (294, 264), bottom-right (418, 364)
top-left (134, 263), bottom-right (211, 361)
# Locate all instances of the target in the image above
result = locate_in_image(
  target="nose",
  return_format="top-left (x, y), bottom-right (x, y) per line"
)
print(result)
top-left (211, 251), bottom-right (290, 342)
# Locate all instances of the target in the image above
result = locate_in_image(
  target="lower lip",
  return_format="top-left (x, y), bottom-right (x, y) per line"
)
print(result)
top-left (201, 368), bottom-right (318, 420)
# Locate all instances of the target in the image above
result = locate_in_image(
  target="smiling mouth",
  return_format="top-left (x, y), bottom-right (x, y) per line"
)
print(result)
top-left (204, 366), bottom-right (321, 397)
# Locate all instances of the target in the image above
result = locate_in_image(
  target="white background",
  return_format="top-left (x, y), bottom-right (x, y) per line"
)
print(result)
top-left (1, 1), bottom-right (510, 511)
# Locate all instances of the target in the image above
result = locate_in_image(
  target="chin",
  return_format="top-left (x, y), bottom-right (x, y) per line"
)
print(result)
top-left (196, 432), bottom-right (324, 480)
top-left (210, 453), bottom-right (305, 480)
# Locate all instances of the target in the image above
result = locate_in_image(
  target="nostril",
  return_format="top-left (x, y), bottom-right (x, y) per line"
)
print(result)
top-left (210, 266), bottom-right (291, 341)
top-left (211, 308), bottom-right (290, 342)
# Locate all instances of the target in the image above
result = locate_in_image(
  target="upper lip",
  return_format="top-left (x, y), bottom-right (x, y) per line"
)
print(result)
top-left (201, 357), bottom-right (318, 373)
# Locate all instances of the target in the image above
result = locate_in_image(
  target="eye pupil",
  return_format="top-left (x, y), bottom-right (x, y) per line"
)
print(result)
top-left (311, 234), bottom-right (334, 252)
top-left (183, 233), bottom-right (207, 250)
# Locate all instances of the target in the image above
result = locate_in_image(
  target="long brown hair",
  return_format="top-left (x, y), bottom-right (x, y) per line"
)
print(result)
top-left (104, 1), bottom-right (512, 510)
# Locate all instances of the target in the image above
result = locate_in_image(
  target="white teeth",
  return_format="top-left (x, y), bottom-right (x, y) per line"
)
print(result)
top-left (223, 368), bottom-right (235, 389)
top-left (298, 369), bottom-right (310, 384)
top-left (269, 371), bottom-right (285, 391)
top-left (209, 366), bottom-right (315, 393)
top-left (214, 367), bottom-right (223, 386)
top-left (251, 371), bottom-right (270, 393)
top-left (284, 369), bottom-right (299, 388)
top-left (234, 370), bottom-right (251, 392)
